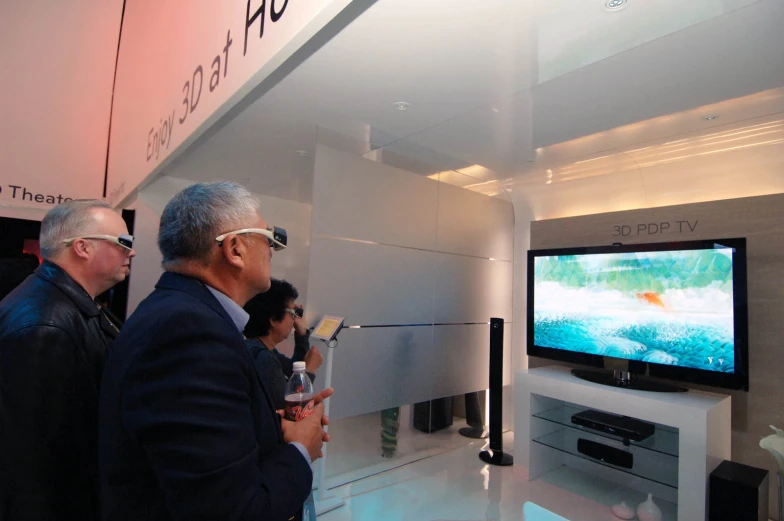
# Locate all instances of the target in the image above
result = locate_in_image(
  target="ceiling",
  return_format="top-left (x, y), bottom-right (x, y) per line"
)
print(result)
top-left (164, 0), bottom-right (784, 211)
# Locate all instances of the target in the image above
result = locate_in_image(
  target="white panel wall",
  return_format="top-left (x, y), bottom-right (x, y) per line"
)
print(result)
top-left (312, 145), bottom-right (439, 249)
top-left (431, 254), bottom-right (513, 324)
top-left (325, 326), bottom-right (435, 418)
top-left (307, 145), bottom-right (514, 420)
top-left (435, 181), bottom-right (515, 261)
top-left (306, 237), bottom-right (436, 326)
top-left (126, 176), bottom-right (312, 317)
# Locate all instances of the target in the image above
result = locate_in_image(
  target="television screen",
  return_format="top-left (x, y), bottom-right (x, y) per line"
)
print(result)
top-left (527, 238), bottom-right (748, 390)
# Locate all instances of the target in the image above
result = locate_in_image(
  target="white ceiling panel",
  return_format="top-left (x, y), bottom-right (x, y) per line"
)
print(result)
top-left (531, 0), bottom-right (784, 147)
top-left (534, 0), bottom-right (762, 83)
top-left (164, 0), bottom-right (784, 208)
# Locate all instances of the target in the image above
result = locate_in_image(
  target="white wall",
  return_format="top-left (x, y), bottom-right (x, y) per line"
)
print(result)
top-left (126, 176), bottom-right (312, 319)
top-left (0, 1), bottom-right (123, 215)
top-left (306, 145), bottom-right (515, 419)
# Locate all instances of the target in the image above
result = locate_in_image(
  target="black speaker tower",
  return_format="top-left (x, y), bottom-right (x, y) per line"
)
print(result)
top-left (479, 317), bottom-right (513, 466)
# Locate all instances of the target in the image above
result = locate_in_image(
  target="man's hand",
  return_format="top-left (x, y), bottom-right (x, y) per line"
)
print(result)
top-left (281, 403), bottom-right (330, 461)
top-left (313, 387), bottom-right (332, 408)
top-left (304, 346), bottom-right (323, 373)
top-left (279, 388), bottom-right (333, 461)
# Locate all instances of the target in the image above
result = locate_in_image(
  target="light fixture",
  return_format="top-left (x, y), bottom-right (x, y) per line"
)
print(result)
top-left (546, 169), bottom-right (553, 178)
top-left (295, 150), bottom-right (309, 156)
top-left (604, 0), bottom-right (628, 11)
top-left (701, 114), bottom-right (719, 121)
top-left (393, 101), bottom-right (410, 111)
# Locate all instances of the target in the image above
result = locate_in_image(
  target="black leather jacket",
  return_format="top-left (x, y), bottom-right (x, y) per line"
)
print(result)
top-left (0, 260), bottom-right (117, 521)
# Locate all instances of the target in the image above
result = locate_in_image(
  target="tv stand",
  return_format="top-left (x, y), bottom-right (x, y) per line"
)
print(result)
top-left (515, 366), bottom-right (731, 521)
top-left (571, 368), bottom-right (687, 393)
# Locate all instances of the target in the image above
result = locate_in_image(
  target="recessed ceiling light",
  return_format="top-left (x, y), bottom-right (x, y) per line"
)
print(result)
top-left (295, 150), bottom-right (309, 156)
top-left (604, 0), bottom-right (628, 11)
top-left (393, 101), bottom-right (410, 111)
top-left (701, 114), bottom-right (719, 121)
top-left (491, 107), bottom-right (500, 113)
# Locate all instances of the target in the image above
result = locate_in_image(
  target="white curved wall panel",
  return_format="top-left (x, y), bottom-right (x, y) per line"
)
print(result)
top-left (430, 323), bottom-right (514, 399)
top-left (305, 237), bottom-right (437, 326)
top-left (431, 256), bottom-right (513, 324)
top-left (308, 145), bottom-right (515, 422)
top-left (435, 175), bottom-right (515, 261)
top-left (306, 236), bottom-right (513, 327)
top-left (311, 145), bottom-right (439, 250)
top-left (322, 323), bottom-right (513, 420)
top-left (323, 326), bottom-right (435, 419)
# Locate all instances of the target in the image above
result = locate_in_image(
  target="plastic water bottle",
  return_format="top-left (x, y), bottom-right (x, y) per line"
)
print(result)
top-left (284, 361), bottom-right (315, 422)
top-left (285, 362), bottom-right (317, 521)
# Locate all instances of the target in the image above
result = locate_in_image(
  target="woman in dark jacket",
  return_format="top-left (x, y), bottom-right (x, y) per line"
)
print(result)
top-left (243, 279), bottom-right (323, 409)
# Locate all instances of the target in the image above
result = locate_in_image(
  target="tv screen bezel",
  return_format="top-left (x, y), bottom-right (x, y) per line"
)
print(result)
top-left (526, 237), bottom-right (749, 391)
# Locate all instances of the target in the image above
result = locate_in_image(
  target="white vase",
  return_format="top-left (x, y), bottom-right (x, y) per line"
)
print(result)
top-left (637, 493), bottom-right (663, 521)
top-left (610, 500), bottom-right (635, 520)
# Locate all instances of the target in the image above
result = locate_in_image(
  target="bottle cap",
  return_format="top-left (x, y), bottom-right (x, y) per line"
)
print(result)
top-left (293, 361), bottom-right (306, 372)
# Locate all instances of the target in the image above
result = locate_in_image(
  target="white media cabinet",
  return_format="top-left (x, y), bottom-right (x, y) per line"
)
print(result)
top-left (514, 366), bottom-right (731, 521)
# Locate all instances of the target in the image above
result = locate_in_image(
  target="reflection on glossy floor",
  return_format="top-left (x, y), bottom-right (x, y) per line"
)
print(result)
top-left (318, 431), bottom-right (672, 521)
top-left (324, 406), bottom-right (477, 485)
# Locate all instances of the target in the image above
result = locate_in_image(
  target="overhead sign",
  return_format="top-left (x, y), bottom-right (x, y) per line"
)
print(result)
top-left (1, 0), bottom-right (124, 212)
top-left (106, 0), bottom-right (365, 206)
top-left (0, 184), bottom-right (76, 206)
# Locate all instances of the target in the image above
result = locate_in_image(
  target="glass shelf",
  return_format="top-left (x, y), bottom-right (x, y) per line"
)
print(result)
top-left (533, 405), bottom-right (679, 458)
top-left (533, 429), bottom-right (678, 489)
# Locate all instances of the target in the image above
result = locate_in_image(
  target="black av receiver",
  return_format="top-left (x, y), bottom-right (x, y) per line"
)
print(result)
top-left (571, 409), bottom-right (655, 442)
top-left (577, 438), bottom-right (634, 469)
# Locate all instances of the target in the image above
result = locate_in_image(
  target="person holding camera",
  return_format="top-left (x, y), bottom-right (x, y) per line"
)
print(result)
top-left (243, 278), bottom-right (323, 410)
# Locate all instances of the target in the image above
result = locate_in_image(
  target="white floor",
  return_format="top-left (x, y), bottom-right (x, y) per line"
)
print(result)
top-left (316, 426), bottom-right (675, 521)
top-left (315, 416), bottom-right (776, 521)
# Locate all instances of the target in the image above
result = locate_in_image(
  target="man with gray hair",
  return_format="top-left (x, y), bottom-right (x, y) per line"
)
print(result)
top-left (100, 181), bottom-right (330, 521)
top-left (0, 200), bottom-right (135, 521)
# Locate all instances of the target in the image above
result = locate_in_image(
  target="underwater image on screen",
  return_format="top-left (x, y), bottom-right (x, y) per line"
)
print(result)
top-left (533, 248), bottom-right (736, 373)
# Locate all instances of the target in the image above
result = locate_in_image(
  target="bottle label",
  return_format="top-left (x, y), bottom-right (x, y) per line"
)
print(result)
top-left (284, 395), bottom-right (315, 422)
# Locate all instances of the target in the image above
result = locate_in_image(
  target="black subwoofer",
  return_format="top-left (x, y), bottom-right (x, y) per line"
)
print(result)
top-left (709, 460), bottom-right (769, 521)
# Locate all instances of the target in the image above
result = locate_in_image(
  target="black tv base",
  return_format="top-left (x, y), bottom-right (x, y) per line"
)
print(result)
top-left (572, 368), bottom-right (687, 393)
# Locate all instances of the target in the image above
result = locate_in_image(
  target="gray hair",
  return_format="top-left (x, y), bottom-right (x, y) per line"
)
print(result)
top-left (40, 199), bottom-right (112, 259)
top-left (158, 181), bottom-right (260, 267)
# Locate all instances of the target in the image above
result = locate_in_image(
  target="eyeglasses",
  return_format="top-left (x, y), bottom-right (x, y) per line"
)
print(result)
top-left (63, 234), bottom-right (134, 251)
top-left (284, 308), bottom-right (303, 319)
top-left (214, 226), bottom-right (287, 251)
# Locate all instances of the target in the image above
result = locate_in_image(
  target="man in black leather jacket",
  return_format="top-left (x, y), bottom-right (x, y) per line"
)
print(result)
top-left (0, 200), bottom-right (135, 521)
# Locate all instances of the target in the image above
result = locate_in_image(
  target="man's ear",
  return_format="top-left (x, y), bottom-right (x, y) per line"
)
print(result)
top-left (72, 239), bottom-right (92, 260)
top-left (220, 235), bottom-right (246, 269)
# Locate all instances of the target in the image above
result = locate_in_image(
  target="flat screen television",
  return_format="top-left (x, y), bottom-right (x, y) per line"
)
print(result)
top-left (527, 238), bottom-right (749, 391)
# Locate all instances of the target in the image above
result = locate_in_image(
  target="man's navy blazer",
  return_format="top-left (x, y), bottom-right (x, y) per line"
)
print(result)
top-left (99, 272), bottom-right (312, 520)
